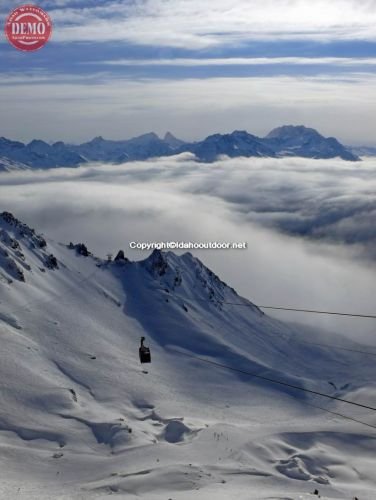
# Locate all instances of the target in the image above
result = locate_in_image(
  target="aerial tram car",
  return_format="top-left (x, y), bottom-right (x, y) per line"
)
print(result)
top-left (139, 336), bottom-right (151, 364)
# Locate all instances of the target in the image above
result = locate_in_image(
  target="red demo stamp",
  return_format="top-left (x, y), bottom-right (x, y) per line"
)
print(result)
top-left (5, 5), bottom-right (52, 52)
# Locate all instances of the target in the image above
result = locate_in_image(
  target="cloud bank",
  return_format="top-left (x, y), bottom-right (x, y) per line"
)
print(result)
top-left (0, 155), bottom-right (375, 342)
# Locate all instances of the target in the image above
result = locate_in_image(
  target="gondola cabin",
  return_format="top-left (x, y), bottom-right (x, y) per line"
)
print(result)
top-left (139, 336), bottom-right (151, 364)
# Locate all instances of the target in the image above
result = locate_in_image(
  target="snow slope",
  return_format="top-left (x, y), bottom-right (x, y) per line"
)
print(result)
top-left (0, 211), bottom-right (375, 499)
top-left (0, 157), bottom-right (30, 173)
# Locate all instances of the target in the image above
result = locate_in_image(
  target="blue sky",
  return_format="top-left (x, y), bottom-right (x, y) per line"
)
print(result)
top-left (1, 0), bottom-right (376, 144)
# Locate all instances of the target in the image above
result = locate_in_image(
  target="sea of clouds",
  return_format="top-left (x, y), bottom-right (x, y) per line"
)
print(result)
top-left (0, 154), bottom-right (375, 342)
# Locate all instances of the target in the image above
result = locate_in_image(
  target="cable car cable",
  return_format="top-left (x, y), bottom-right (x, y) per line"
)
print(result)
top-left (257, 305), bottom-right (376, 319)
top-left (188, 295), bottom-right (376, 355)
top-left (195, 297), bottom-right (376, 320)
top-left (294, 339), bottom-right (376, 357)
top-left (168, 350), bottom-right (376, 433)
top-left (302, 401), bottom-right (376, 432)
top-left (169, 348), bottom-right (376, 412)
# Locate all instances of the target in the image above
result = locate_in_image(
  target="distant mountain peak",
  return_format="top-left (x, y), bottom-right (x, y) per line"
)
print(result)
top-left (163, 132), bottom-right (186, 149)
top-left (88, 136), bottom-right (105, 144)
top-left (180, 129), bottom-right (276, 161)
top-left (231, 129), bottom-right (252, 137)
top-left (264, 125), bottom-right (359, 161)
top-left (27, 139), bottom-right (52, 154)
top-left (164, 132), bottom-right (177, 141)
top-left (27, 139), bottom-right (50, 146)
top-left (266, 125), bottom-right (320, 139)
top-left (133, 132), bottom-right (160, 141)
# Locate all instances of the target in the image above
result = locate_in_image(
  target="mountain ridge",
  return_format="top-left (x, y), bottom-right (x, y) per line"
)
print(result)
top-left (0, 125), bottom-right (360, 171)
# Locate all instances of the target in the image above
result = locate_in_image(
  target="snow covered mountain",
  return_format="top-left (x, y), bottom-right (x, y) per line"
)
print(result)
top-left (0, 211), bottom-right (375, 499)
top-left (0, 126), bottom-right (359, 171)
top-left (177, 130), bottom-right (276, 161)
top-left (264, 125), bottom-right (359, 161)
top-left (0, 137), bottom-right (85, 171)
top-left (0, 157), bottom-right (29, 173)
top-left (70, 133), bottom-right (172, 163)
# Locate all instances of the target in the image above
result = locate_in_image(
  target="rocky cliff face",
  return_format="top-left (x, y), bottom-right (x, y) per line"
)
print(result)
top-left (0, 211), bottom-right (56, 283)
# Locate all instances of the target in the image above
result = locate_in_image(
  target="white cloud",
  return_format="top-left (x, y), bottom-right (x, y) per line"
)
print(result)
top-left (48, 0), bottom-right (376, 46)
top-left (97, 57), bottom-right (376, 67)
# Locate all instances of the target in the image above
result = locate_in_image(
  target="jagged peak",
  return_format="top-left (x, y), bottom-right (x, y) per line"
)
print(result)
top-left (163, 132), bottom-right (186, 148)
top-left (0, 212), bottom-right (60, 283)
top-left (164, 132), bottom-right (177, 141)
top-left (139, 249), bottom-right (243, 307)
top-left (141, 249), bottom-right (169, 276)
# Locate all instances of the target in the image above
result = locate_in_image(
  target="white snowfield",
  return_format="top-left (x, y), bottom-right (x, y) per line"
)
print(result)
top-left (0, 211), bottom-right (375, 499)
